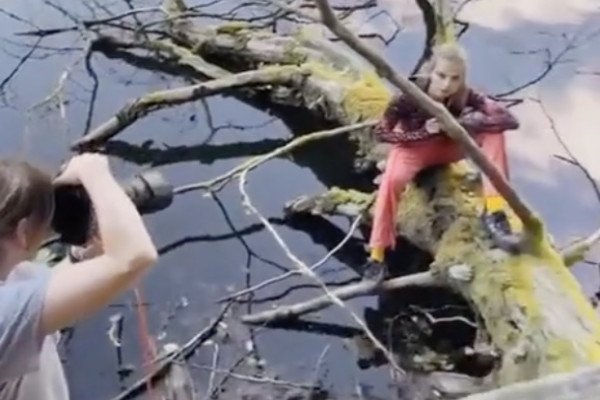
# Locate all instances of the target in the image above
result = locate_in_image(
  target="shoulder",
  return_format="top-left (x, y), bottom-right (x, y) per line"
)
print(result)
top-left (465, 87), bottom-right (490, 107)
top-left (6, 262), bottom-right (51, 283)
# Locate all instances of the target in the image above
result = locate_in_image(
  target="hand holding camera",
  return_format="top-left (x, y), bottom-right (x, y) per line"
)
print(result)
top-left (54, 153), bottom-right (111, 186)
top-left (51, 154), bottom-right (174, 246)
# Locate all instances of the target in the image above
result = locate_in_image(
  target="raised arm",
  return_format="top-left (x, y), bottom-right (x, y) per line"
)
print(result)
top-left (458, 90), bottom-right (520, 134)
top-left (40, 154), bottom-right (158, 334)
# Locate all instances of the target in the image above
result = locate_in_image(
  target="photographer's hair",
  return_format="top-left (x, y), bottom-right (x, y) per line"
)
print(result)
top-left (415, 42), bottom-right (470, 113)
top-left (0, 159), bottom-right (54, 240)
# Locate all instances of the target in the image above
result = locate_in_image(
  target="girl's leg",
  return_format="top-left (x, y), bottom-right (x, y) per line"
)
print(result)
top-left (369, 146), bottom-right (425, 261)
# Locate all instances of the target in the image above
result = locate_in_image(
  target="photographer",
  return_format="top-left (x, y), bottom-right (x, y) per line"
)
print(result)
top-left (0, 154), bottom-right (158, 399)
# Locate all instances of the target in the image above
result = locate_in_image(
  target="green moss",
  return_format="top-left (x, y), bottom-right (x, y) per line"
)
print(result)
top-left (328, 186), bottom-right (374, 207)
top-left (283, 41), bottom-right (307, 65)
top-left (216, 22), bottom-right (251, 35)
top-left (299, 60), bottom-right (391, 122)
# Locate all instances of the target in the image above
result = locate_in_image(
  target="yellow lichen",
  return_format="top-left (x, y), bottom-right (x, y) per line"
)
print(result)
top-left (343, 71), bottom-right (391, 121)
top-left (328, 186), bottom-right (374, 207)
top-left (299, 60), bottom-right (391, 122)
top-left (216, 22), bottom-right (251, 35)
top-left (399, 160), bottom-right (600, 380)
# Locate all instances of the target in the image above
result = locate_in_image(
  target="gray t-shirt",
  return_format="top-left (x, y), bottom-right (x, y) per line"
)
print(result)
top-left (0, 261), bottom-right (69, 400)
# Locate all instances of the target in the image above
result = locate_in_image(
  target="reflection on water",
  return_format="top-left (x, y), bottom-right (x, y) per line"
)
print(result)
top-left (1, 0), bottom-right (600, 399)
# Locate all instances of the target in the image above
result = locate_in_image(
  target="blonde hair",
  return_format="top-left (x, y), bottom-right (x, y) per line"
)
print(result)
top-left (416, 43), bottom-right (470, 112)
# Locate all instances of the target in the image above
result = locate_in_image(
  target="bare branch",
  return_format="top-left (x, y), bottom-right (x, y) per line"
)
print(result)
top-left (532, 97), bottom-right (600, 204)
top-left (0, 37), bottom-right (43, 94)
top-left (82, 40), bottom-right (100, 136)
top-left (16, 6), bottom-right (163, 37)
top-left (561, 227), bottom-right (600, 267)
top-left (496, 32), bottom-right (586, 98)
top-left (111, 303), bottom-right (231, 400)
top-left (241, 271), bottom-right (438, 324)
top-left (311, 0), bottom-right (539, 235)
top-left (238, 168), bottom-right (408, 376)
top-left (411, 0), bottom-right (436, 75)
top-left (173, 120), bottom-right (376, 194)
top-left (191, 364), bottom-right (316, 390)
top-left (72, 66), bottom-right (309, 150)
top-left (218, 214), bottom-right (363, 302)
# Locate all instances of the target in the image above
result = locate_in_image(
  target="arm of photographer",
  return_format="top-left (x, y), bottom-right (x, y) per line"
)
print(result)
top-left (41, 154), bottom-right (158, 335)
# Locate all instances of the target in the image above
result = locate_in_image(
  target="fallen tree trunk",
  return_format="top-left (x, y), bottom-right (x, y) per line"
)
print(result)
top-left (286, 163), bottom-right (600, 387)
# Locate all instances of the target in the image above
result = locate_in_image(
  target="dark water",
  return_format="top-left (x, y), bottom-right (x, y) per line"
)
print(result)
top-left (1, 1), bottom-right (600, 399)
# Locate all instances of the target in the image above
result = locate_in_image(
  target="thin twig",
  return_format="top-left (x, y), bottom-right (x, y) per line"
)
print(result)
top-left (218, 214), bottom-right (363, 302)
top-left (496, 30), bottom-right (591, 98)
top-left (532, 97), bottom-right (600, 204)
top-left (16, 6), bottom-right (164, 37)
top-left (192, 364), bottom-right (315, 390)
top-left (204, 343), bottom-right (220, 400)
top-left (175, 121), bottom-right (375, 194)
top-left (111, 303), bottom-right (231, 400)
top-left (561, 227), bottom-right (600, 267)
top-left (0, 37), bottom-right (43, 94)
top-left (310, 0), bottom-right (538, 233)
top-left (82, 40), bottom-right (100, 136)
top-left (238, 169), bottom-right (411, 377)
top-left (241, 271), bottom-right (438, 323)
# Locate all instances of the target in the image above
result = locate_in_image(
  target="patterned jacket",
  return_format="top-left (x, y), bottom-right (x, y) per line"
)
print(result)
top-left (374, 87), bottom-right (519, 144)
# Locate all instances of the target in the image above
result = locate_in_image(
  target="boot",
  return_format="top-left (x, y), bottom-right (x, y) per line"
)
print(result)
top-left (482, 210), bottom-right (523, 253)
top-left (361, 259), bottom-right (387, 284)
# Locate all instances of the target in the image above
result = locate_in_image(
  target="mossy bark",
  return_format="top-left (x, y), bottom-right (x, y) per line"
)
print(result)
top-left (288, 162), bottom-right (600, 388)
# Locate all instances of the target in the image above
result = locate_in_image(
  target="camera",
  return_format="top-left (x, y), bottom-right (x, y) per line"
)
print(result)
top-left (51, 169), bottom-right (174, 245)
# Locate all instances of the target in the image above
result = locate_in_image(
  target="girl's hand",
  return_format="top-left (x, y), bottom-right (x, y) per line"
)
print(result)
top-left (424, 118), bottom-right (441, 134)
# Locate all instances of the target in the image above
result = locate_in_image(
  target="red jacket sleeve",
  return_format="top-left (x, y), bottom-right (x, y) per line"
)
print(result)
top-left (373, 95), bottom-right (432, 143)
top-left (458, 90), bottom-right (520, 134)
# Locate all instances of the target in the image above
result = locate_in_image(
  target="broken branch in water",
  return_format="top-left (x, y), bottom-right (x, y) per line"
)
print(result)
top-left (174, 120), bottom-right (376, 194)
top-left (238, 168), bottom-right (406, 376)
top-left (241, 271), bottom-right (438, 324)
top-left (72, 66), bottom-right (310, 150)
top-left (307, 0), bottom-right (539, 235)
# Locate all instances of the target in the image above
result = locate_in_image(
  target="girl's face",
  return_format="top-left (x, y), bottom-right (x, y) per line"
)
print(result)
top-left (428, 58), bottom-right (464, 101)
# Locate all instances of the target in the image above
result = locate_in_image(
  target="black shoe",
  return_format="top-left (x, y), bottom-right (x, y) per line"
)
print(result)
top-left (482, 210), bottom-right (522, 253)
top-left (362, 259), bottom-right (387, 284)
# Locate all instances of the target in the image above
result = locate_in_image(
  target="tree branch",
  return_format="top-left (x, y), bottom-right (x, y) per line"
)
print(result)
top-left (218, 214), bottom-right (364, 302)
top-left (173, 120), bottom-right (375, 194)
top-left (111, 303), bottom-right (231, 400)
top-left (0, 37), bottom-right (43, 94)
top-left (241, 271), bottom-right (438, 324)
top-left (561, 227), bottom-right (600, 267)
top-left (311, 0), bottom-right (540, 236)
top-left (238, 168), bottom-right (407, 376)
top-left (72, 66), bottom-right (309, 150)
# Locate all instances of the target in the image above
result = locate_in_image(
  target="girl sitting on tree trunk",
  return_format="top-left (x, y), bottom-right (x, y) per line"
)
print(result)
top-left (366, 43), bottom-right (521, 278)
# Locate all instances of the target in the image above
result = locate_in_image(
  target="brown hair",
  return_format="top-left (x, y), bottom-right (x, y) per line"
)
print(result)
top-left (0, 159), bottom-right (54, 239)
top-left (415, 42), bottom-right (470, 113)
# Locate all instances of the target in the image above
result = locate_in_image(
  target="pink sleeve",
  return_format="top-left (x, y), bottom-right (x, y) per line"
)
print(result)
top-left (459, 90), bottom-right (520, 133)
